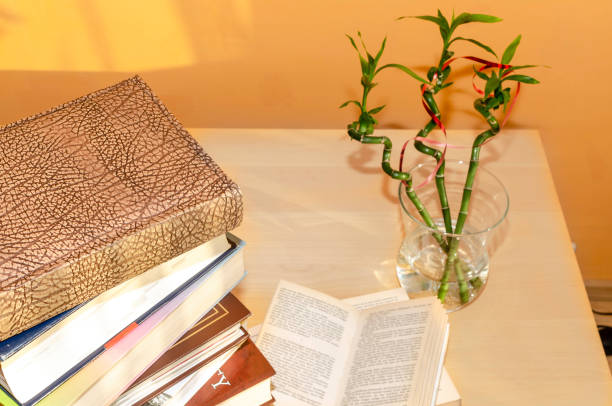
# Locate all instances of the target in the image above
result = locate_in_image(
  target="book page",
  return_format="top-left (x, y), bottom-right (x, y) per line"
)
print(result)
top-left (340, 297), bottom-right (439, 406)
top-left (342, 288), bottom-right (409, 310)
top-left (256, 281), bottom-right (359, 406)
top-left (435, 369), bottom-right (461, 406)
top-left (341, 290), bottom-right (458, 406)
top-left (251, 288), bottom-right (458, 406)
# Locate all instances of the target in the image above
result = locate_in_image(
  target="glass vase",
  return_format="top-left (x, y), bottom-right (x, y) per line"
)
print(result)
top-left (396, 161), bottom-right (509, 311)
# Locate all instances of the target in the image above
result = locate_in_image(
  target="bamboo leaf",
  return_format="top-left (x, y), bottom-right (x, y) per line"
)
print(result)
top-left (402, 15), bottom-right (444, 25)
top-left (502, 74), bottom-right (540, 84)
top-left (346, 34), bottom-right (359, 52)
top-left (505, 64), bottom-right (538, 71)
top-left (359, 58), bottom-right (368, 75)
top-left (486, 97), bottom-right (501, 110)
top-left (450, 37), bottom-right (497, 57)
top-left (368, 105), bottom-right (386, 114)
top-left (473, 66), bottom-right (489, 81)
top-left (451, 13), bottom-right (502, 31)
top-left (437, 9), bottom-right (448, 23)
top-left (484, 73), bottom-right (500, 97)
top-left (437, 10), bottom-right (450, 41)
top-left (357, 31), bottom-right (367, 50)
top-left (503, 64), bottom-right (547, 76)
top-left (374, 37), bottom-right (387, 64)
top-left (346, 34), bottom-right (369, 74)
top-left (357, 31), bottom-right (376, 65)
top-left (501, 35), bottom-right (522, 65)
top-left (376, 63), bottom-right (429, 84)
top-left (502, 88), bottom-right (511, 112)
top-left (339, 100), bottom-right (362, 109)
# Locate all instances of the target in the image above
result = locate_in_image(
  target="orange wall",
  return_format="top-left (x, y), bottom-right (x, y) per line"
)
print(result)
top-left (0, 1), bottom-right (610, 280)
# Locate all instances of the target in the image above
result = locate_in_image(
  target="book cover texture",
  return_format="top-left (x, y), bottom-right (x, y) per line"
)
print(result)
top-left (0, 76), bottom-right (243, 340)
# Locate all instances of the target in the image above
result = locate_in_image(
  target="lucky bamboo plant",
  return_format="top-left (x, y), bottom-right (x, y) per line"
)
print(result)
top-left (342, 10), bottom-right (540, 304)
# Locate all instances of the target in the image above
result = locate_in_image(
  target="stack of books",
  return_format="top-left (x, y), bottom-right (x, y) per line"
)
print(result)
top-left (0, 76), bottom-right (274, 406)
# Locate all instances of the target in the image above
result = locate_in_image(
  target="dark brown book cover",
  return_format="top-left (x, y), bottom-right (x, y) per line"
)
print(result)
top-left (0, 76), bottom-right (243, 340)
top-left (128, 292), bottom-right (250, 394)
top-left (186, 339), bottom-right (275, 406)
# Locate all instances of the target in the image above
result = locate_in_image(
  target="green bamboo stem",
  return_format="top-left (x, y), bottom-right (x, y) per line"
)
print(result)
top-left (453, 99), bottom-right (500, 235)
top-left (415, 91), bottom-right (458, 302)
top-left (437, 255), bottom-right (453, 301)
top-left (418, 92), bottom-right (453, 234)
top-left (454, 259), bottom-right (469, 303)
top-left (443, 98), bottom-right (500, 303)
top-left (408, 83), bottom-right (486, 304)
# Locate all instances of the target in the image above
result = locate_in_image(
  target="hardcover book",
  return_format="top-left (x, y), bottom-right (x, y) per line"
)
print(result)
top-left (115, 293), bottom-right (252, 406)
top-left (185, 339), bottom-right (275, 406)
top-left (35, 236), bottom-right (246, 406)
top-left (0, 76), bottom-right (243, 340)
top-left (0, 234), bottom-right (237, 406)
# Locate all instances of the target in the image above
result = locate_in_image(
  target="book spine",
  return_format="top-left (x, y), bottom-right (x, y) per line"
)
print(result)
top-left (21, 238), bottom-right (244, 406)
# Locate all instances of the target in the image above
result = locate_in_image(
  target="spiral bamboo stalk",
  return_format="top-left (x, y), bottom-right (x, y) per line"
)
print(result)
top-left (416, 93), bottom-right (453, 234)
top-left (439, 98), bottom-right (500, 303)
top-left (347, 128), bottom-right (448, 251)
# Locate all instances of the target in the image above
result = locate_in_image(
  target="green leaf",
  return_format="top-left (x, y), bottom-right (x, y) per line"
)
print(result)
top-left (376, 63), bottom-right (429, 84)
top-left (346, 34), bottom-right (360, 53)
top-left (505, 64), bottom-right (538, 71)
top-left (450, 37), bottom-right (497, 57)
top-left (486, 96), bottom-right (501, 110)
top-left (339, 100), bottom-right (362, 109)
top-left (404, 15), bottom-right (444, 25)
top-left (502, 88), bottom-right (511, 112)
top-left (484, 72), bottom-right (500, 97)
top-left (357, 31), bottom-right (375, 63)
top-left (437, 10), bottom-right (450, 41)
top-left (502, 64), bottom-right (545, 76)
top-left (374, 37), bottom-right (387, 64)
top-left (451, 13), bottom-right (502, 31)
top-left (346, 34), bottom-right (368, 74)
top-left (502, 35), bottom-right (522, 65)
top-left (368, 105), bottom-right (386, 114)
top-left (473, 66), bottom-right (489, 81)
top-left (437, 9), bottom-right (448, 23)
top-left (346, 34), bottom-right (357, 50)
top-left (359, 58), bottom-right (368, 75)
top-left (502, 74), bottom-right (539, 84)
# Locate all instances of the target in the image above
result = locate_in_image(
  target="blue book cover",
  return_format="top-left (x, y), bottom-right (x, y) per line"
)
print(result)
top-left (1, 233), bottom-right (244, 406)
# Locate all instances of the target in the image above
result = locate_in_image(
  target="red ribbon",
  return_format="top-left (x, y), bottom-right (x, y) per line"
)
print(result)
top-left (400, 56), bottom-right (521, 189)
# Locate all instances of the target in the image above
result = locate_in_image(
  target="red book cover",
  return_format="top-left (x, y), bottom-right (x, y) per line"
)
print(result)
top-left (186, 339), bottom-right (275, 406)
top-left (119, 293), bottom-right (250, 405)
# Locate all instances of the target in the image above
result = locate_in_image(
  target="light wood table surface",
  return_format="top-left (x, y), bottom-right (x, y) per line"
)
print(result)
top-left (192, 128), bottom-right (612, 406)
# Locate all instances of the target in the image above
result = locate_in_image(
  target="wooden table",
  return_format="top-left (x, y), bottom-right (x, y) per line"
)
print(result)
top-left (192, 128), bottom-right (612, 406)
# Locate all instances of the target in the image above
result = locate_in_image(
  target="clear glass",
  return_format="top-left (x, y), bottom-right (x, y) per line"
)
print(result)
top-left (396, 161), bottom-right (509, 311)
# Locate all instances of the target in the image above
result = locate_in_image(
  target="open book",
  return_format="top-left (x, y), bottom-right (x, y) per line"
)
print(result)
top-left (256, 281), bottom-right (449, 406)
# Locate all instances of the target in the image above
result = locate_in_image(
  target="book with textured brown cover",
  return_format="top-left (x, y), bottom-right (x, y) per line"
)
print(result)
top-left (0, 76), bottom-right (243, 340)
top-left (186, 339), bottom-right (275, 406)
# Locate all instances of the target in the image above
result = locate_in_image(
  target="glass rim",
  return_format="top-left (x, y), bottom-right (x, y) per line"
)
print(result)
top-left (398, 160), bottom-right (509, 237)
